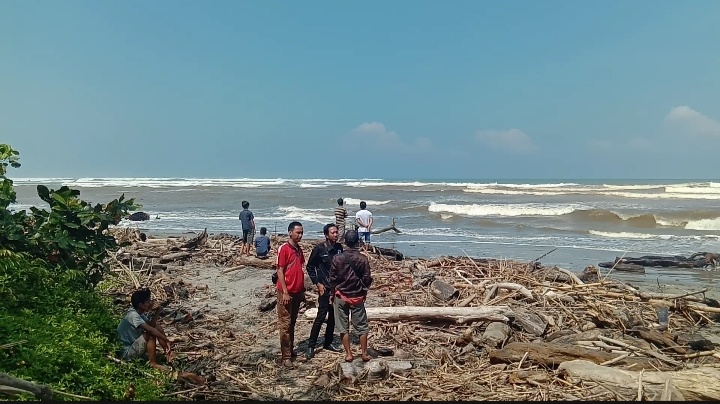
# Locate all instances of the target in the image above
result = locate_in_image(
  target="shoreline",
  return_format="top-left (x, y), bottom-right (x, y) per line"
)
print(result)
top-left (135, 227), bottom-right (720, 301)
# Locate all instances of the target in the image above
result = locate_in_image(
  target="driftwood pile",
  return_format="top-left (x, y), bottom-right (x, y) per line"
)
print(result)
top-left (106, 228), bottom-right (720, 401)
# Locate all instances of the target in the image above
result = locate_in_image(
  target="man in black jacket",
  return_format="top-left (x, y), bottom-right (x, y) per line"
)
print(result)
top-left (305, 223), bottom-right (343, 358)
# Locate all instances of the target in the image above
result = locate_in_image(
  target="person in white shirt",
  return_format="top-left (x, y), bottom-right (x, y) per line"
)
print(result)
top-left (354, 201), bottom-right (373, 247)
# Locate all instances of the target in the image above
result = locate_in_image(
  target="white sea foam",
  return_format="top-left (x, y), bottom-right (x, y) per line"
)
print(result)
top-left (276, 206), bottom-right (335, 224)
top-left (464, 188), bottom-right (566, 196)
top-left (588, 230), bottom-right (720, 241)
top-left (684, 217), bottom-right (720, 231)
top-left (589, 230), bottom-right (671, 240)
top-left (299, 183), bottom-right (328, 188)
top-left (428, 202), bottom-right (583, 217)
top-left (604, 191), bottom-right (720, 200)
top-left (601, 184), bottom-right (665, 190)
top-left (343, 198), bottom-right (392, 206)
top-left (665, 186), bottom-right (720, 194)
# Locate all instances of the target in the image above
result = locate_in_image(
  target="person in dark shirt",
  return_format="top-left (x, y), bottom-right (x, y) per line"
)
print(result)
top-left (238, 200), bottom-right (255, 256)
top-left (305, 223), bottom-right (343, 358)
top-left (254, 227), bottom-right (271, 259)
top-left (330, 230), bottom-right (373, 362)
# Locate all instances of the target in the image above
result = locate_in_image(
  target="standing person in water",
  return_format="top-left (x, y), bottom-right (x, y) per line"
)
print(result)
top-left (275, 221), bottom-right (305, 369)
top-left (355, 201), bottom-right (373, 249)
top-left (330, 230), bottom-right (373, 362)
top-left (305, 223), bottom-right (343, 359)
top-left (334, 198), bottom-right (348, 243)
top-left (239, 200), bottom-right (255, 256)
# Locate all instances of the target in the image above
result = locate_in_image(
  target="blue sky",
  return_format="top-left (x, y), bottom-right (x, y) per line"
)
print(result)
top-left (1, 0), bottom-right (719, 180)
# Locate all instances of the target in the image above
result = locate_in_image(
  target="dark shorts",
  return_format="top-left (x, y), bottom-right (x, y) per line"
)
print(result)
top-left (242, 229), bottom-right (255, 244)
top-left (358, 231), bottom-right (371, 243)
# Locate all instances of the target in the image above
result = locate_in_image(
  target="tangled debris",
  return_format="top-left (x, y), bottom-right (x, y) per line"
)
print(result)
top-left (106, 228), bottom-right (720, 401)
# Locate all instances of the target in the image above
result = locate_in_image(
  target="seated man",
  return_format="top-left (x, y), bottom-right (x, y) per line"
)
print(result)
top-left (117, 289), bottom-right (173, 370)
top-left (254, 227), bottom-right (271, 259)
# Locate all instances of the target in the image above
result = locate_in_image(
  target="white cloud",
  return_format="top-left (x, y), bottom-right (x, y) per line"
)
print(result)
top-left (664, 106), bottom-right (720, 138)
top-left (474, 129), bottom-right (535, 154)
top-left (349, 122), bottom-right (433, 153)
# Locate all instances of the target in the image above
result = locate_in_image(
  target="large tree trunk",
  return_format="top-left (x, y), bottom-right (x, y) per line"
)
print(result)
top-left (179, 228), bottom-right (208, 250)
top-left (230, 257), bottom-right (276, 269)
top-left (159, 251), bottom-right (191, 263)
top-left (0, 372), bottom-right (53, 400)
top-left (304, 305), bottom-right (514, 324)
top-left (488, 342), bottom-right (660, 370)
top-left (559, 359), bottom-right (720, 401)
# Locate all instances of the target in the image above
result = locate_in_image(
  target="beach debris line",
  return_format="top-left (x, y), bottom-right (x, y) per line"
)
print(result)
top-left (107, 227), bottom-right (720, 401)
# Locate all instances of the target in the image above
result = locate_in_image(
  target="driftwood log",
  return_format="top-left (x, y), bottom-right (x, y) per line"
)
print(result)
top-left (489, 342), bottom-right (660, 370)
top-left (365, 245), bottom-right (404, 261)
top-left (599, 253), bottom-right (720, 269)
top-left (179, 228), bottom-right (208, 250)
top-left (598, 263), bottom-right (646, 273)
top-left (304, 305), bottom-right (514, 324)
top-left (370, 218), bottom-right (402, 235)
top-left (0, 372), bottom-right (53, 400)
top-left (559, 359), bottom-right (720, 401)
top-left (160, 252), bottom-right (191, 263)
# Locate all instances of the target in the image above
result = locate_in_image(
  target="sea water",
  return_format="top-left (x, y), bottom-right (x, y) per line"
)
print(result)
top-left (10, 177), bottom-right (720, 294)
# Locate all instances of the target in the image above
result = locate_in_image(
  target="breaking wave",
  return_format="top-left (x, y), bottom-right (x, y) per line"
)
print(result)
top-left (428, 203), bottom-right (720, 231)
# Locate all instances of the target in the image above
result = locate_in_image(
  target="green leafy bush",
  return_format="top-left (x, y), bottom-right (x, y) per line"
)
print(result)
top-left (0, 144), bottom-right (169, 400)
top-left (0, 144), bottom-right (138, 287)
top-left (0, 251), bottom-right (170, 400)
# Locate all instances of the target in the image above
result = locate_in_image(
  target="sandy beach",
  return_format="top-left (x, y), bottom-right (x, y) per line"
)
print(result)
top-left (106, 227), bottom-right (720, 401)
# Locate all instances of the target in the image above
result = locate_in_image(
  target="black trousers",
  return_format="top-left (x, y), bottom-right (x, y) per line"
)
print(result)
top-left (308, 289), bottom-right (335, 347)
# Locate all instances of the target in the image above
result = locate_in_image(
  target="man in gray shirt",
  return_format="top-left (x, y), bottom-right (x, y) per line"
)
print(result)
top-left (239, 200), bottom-right (255, 256)
top-left (117, 289), bottom-right (173, 370)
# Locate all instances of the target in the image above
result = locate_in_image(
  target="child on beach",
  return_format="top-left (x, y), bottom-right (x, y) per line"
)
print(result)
top-left (254, 227), bottom-right (271, 259)
top-left (117, 289), bottom-right (173, 370)
top-left (239, 200), bottom-right (255, 256)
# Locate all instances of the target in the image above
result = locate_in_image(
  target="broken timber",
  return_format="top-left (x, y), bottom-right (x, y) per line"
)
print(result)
top-left (488, 342), bottom-right (661, 370)
top-left (559, 359), bottom-right (720, 401)
top-left (304, 305), bottom-right (514, 324)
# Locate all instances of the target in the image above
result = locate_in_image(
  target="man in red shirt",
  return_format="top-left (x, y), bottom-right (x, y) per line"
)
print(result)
top-left (275, 221), bottom-right (305, 369)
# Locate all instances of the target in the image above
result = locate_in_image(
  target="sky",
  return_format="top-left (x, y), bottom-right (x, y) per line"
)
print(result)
top-left (1, 0), bottom-right (719, 180)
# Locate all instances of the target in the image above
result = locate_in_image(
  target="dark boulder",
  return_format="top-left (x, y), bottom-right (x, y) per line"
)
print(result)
top-left (129, 212), bottom-right (151, 221)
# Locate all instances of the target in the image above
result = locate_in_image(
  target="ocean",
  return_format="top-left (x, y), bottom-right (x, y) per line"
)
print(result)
top-left (9, 177), bottom-right (720, 289)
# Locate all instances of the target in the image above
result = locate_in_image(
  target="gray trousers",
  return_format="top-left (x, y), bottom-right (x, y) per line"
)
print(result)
top-left (333, 298), bottom-right (369, 335)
